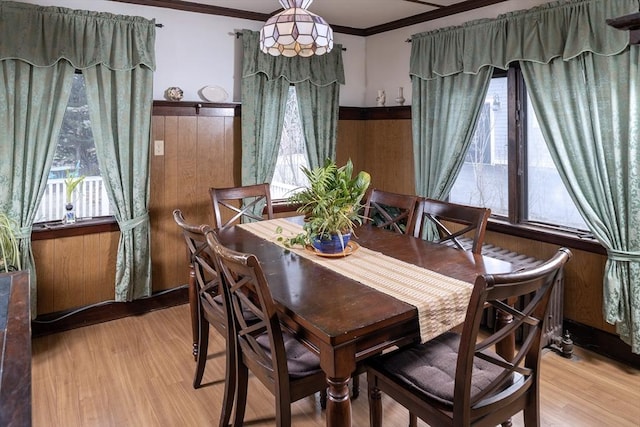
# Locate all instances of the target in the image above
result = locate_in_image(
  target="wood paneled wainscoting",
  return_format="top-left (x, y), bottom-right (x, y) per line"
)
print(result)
top-left (30, 102), bottom-right (639, 368)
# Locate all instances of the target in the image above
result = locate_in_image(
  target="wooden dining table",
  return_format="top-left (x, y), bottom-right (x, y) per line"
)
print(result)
top-left (215, 217), bottom-right (514, 427)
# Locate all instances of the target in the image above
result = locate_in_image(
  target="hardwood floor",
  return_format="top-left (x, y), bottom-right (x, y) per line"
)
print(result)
top-left (32, 304), bottom-right (640, 426)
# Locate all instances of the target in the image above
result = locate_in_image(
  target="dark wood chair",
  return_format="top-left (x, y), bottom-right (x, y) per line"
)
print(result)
top-left (413, 198), bottom-right (491, 254)
top-left (363, 188), bottom-right (419, 234)
top-left (209, 183), bottom-right (273, 230)
top-left (172, 210), bottom-right (235, 427)
top-left (367, 247), bottom-right (572, 427)
top-left (207, 231), bottom-right (328, 427)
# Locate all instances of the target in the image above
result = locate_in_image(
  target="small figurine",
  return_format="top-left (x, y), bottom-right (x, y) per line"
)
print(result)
top-left (376, 89), bottom-right (386, 107)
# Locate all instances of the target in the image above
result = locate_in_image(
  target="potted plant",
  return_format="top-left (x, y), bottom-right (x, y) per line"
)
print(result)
top-left (285, 159), bottom-right (371, 253)
top-left (0, 212), bottom-right (21, 273)
top-left (63, 173), bottom-right (85, 224)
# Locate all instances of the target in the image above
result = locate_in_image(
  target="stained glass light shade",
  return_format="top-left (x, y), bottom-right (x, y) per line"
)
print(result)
top-left (260, 0), bottom-right (334, 57)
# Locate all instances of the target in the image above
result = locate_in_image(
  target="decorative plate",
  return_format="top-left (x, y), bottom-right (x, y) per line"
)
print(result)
top-left (200, 85), bottom-right (228, 103)
top-left (305, 241), bottom-right (360, 258)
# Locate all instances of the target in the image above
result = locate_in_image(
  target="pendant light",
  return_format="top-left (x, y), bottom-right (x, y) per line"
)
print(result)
top-left (259, 0), bottom-right (333, 57)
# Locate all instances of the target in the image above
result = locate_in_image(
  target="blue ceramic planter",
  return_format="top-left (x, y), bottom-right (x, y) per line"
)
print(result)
top-left (311, 233), bottom-right (351, 254)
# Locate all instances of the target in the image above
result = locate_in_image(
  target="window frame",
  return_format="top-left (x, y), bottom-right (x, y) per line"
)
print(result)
top-left (479, 66), bottom-right (603, 254)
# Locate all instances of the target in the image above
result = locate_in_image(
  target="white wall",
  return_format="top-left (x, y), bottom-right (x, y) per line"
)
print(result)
top-left (19, 0), bottom-right (552, 107)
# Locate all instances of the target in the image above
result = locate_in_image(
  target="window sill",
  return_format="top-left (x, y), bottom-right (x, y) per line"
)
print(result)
top-left (487, 218), bottom-right (606, 255)
top-left (32, 217), bottom-right (119, 241)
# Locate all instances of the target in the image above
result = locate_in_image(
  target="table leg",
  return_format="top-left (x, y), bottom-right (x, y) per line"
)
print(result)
top-left (326, 376), bottom-right (352, 427)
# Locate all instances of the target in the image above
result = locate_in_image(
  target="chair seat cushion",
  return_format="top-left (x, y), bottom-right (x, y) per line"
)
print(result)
top-left (256, 332), bottom-right (323, 378)
top-left (371, 332), bottom-right (507, 407)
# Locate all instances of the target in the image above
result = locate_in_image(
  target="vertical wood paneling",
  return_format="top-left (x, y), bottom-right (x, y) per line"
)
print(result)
top-left (32, 239), bottom-right (55, 314)
top-left (337, 120), bottom-right (366, 173)
top-left (362, 119), bottom-right (414, 195)
top-left (53, 236), bottom-right (85, 311)
top-left (148, 110), bottom-right (239, 293)
top-left (195, 116), bottom-right (223, 224)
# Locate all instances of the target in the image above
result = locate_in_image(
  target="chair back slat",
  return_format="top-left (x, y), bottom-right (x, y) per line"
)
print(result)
top-left (210, 183), bottom-right (273, 230)
top-left (363, 189), bottom-right (419, 234)
top-left (414, 198), bottom-right (490, 254)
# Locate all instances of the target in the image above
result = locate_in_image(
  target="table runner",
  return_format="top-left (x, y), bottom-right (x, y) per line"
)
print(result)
top-left (238, 218), bottom-right (473, 343)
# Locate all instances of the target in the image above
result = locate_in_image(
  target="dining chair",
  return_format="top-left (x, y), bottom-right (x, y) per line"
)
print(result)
top-left (172, 210), bottom-right (235, 427)
top-left (363, 188), bottom-right (419, 235)
top-left (207, 231), bottom-right (328, 427)
top-left (209, 183), bottom-right (274, 230)
top-left (367, 247), bottom-right (572, 427)
top-left (413, 198), bottom-right (491, 254)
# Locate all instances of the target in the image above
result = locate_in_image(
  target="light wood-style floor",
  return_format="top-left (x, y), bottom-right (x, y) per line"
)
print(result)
top-left (32, 304), bottom-right (640, 427)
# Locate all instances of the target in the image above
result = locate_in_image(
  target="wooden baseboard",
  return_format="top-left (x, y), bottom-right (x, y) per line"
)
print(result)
top-left (31, 286), bottom-right (189, 337)
top-left (565, 319), bottom-right (640, 369)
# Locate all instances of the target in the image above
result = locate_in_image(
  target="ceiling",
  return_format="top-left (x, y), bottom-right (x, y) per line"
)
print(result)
top-left (126, 0), bottom-right (512, 35)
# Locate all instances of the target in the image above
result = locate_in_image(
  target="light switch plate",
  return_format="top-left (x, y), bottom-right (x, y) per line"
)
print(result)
top-left (154, 140), bottom-right (164, 156)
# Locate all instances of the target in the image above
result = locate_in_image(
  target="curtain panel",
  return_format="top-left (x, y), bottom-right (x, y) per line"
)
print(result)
top-left (0, 1), bottom-right (156, 71)
top-left (410, 0), bottom-right (635, 80)
top-left (521, 47), bottom-right (640, 353)
top-left (240, 29), bottom-right (345, 197)
top-left (0, 60), bottom-right (75, 316)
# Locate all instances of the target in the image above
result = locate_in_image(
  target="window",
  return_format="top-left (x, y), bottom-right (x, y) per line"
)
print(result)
top-left (450, 68), bottom-right (587, 231)
top-left (35, 73), bottom-right (113, 223)
top-left (270, 86), bottom-right (309, 200)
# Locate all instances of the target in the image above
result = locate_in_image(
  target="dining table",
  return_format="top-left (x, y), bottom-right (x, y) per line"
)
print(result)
top-left (215, 217), bottom-right (515, 427)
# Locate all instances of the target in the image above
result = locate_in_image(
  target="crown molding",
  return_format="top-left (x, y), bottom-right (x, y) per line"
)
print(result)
top-left (109, 0), bottom-right (510, 36)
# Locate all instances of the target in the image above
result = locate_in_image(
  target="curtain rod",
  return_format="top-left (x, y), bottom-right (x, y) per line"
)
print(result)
top-left (155, 23), bottom-right (163, 27)
top-left (234, 31), bottom-right (346, 51)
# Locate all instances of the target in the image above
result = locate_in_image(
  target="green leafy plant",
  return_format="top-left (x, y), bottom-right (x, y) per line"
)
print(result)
top-left (64, 172), bottom-right (85, 204)
top-left (284, 159), bottom-right (371, 247)
top-left (0, 212), bottom-right (21, 272)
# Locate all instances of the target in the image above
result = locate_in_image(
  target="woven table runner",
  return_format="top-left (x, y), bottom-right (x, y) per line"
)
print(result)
top-left (238, 218), bottom-right (473, 343)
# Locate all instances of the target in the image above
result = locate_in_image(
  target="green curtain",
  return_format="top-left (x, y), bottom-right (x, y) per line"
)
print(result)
top-left (0, 1), bottom-right (156, 304)
top-left (84, 65), bottom-right (154, 301)
top-left (0, 2), bottom-right (156, 70)
top-left (409, 0), bottom-right (640, 352)
top-left (520, 47), bottom-right (640, 353)
top-left (241, 29), bottom-right (289, 191)
top-left (295, 80), bottom-right (341, 170)
top-left (241, 29), bottom-right (345, 187)
top-left (411, 69), bottom-right (492, 200)
top-left (0, 60), bottom-right (74, 316)
top-left (409, 0), bottom-right (634, 80)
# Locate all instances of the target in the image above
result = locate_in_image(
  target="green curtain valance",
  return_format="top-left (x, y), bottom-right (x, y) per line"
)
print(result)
top-left (0, 1), bottom-right (156, 71)
top-left (241, 30), bottom-right (345, 86)
top-left (410, 0), bottom-right (637, 80)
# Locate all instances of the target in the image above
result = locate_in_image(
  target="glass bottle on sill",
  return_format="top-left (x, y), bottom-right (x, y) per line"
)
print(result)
top-left (64, 203), bottom-right (76, 224)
